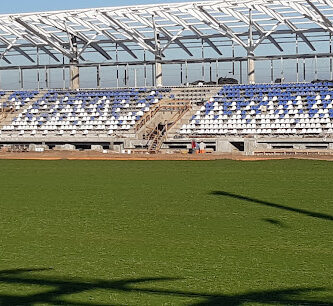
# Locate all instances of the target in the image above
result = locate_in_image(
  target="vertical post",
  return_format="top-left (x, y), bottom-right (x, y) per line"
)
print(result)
top-left (209, 61), bottom-right (212, 83)
top-left (116, 43), bottom-right (119, 88)
top-left (134, 68), bottom-right (137, 88)
top-left (37, 47), bottom-right (40, 90)
top-left (303, 58), bottom-right (306, 82)
top-left (62, 55), bottom-right (66, 90)
top-left (201, 38), bottom-right (205, 81)
top-left (97, 64), bottom-right (101, 89)
top-left (329, 32), bottom-right (333, 81)
top-left (69, 36), bottom-right (79, 89)
top-left (240, 60), bottom-right (243, 84)
top-left (216, 60), bottom-right (219, 85)
top-left (296, 34), bottom-right (299, 83)
top-left (124, 64), bottom-right (128, 87)
top-left (19, 67), bottom-right (23, 90)
top-left (155, 58), bottom-right (162, 87)
top-left (270, 59), bottom-right (274, 84)
top-left (153, 15), bottom-right (163, 87)
top-left (232, 41), bottom-right (235, 76)
top-left (247, 8), bottom-right (255, 84)
top-left (45, 66), bottom-right (48, 89)
top-left (315, 55), bottom-right (318, 80)
top-left (144, 49), bottom-right (147, 87)
top-left (280, 57), bottom-right (284, 83)
top-left (180, 63), bottom-right (183, 85)
top-left (185, 60), bottom-right (188, 85)
top-left (48, 67), bottom-right (51, 88)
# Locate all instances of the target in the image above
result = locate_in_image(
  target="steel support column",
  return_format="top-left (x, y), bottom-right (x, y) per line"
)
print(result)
top-left (97, 64), bottom-right (101, 88)
top-left (19, 67), bottom-right (23, 89)
top-left (37, 47), bottom-right (40, 90)
top-left (69, 36), bottom-right (79, 90)
top-left (247, 8), bottom-right (255, 84)
top-left (153, 15), bottom-right (163, 87)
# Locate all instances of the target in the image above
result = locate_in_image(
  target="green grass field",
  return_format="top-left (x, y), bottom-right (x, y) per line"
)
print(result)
top-left (0, 160), bottom-right (332, 305)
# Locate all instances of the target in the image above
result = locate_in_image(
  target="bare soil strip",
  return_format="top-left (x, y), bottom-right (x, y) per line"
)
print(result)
top-left (0, 151), bottom-right (333, 161)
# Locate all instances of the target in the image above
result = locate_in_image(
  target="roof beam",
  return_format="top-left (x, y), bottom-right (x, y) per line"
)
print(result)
top-left (292, 0), bottom-right (333, 33)
top-left (64, 16), bottom-right (112, 60)
top-left (13, 17), bottom-right (75, 59)
top-left (0, 42), bottom-right (14, 64)
top-left (39, 46), bottom-right (60, 62)
top-left (100, 11), bottom-right (156, 54)
top-left (91, 15), bottom-right (137, 59)
top-left (159, 27), bottom-right (193, 56)
top-left (40, 16), bottom-right (112, 61)
top-left (13, 46), bottom-right (35, 62)
top-left (125, 12), bottom-right (193, 56)
top-left (156, 9), bottom-right (222, 55)
top-left (221, 7), bottom-right (283, 52)
top-left (0, 30), bottom-right (35, 62)
top-left (193, 5), bottom-right (247, 49)
top-left (253, 22), bottom-right (281, 50)
top-left (253, 4), bottom-right (316, 51)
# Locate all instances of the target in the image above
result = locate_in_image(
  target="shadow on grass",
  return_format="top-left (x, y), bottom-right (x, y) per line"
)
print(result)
top-left (262, 218), bottom-right (287, 228)
top-left (0, 268), bottom-right (331, 305)
top-left (211, 191), bottom-right (333, 222)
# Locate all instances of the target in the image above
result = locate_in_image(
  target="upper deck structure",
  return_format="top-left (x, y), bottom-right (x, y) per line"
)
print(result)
top-left (1, 0), bottom-right (333, 88)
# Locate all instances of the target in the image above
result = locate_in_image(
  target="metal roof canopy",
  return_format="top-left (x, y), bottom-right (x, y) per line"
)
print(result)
top-left (1, 0), bottom-right (333, 87)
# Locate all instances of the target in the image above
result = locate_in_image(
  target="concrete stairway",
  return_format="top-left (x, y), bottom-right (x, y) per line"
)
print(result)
top-left (165, 87), bottom-right (220, 139)
top-left (166, 105), bottom-right (201, 139)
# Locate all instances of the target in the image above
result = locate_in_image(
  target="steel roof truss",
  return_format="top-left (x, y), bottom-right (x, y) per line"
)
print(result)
top-left (194, 6), bottom-right (247, 49)
top-left (14, 18), bottom-right (74, 59)
top-left (70, 16), bottom-right (136, 59)
top-left (100, 29), bottom-right (137, 59)
top-left (100, 12), bottom-right (156, 54)
top-left (124, 11), bottom-right (193, 56)
top-left (253, 4), bottom-right (316, 51)
top-left (39, 46), bottom-right (60, 62)
top-left (221, 7), bottom-right (283, 52)
top-left (0, 37), bottom-right (17, 63)
top-left (0, 35), bottom-right (34, 62)
top-left (40, 16), bottom-right (112, 60)
top-left (159, 27), bottom-right (193, 56)
top-left (253, 22), bottom-right (281, 50)
top-left (293, 0), bottom-right (333, 33)
top-left (157, 10), bottom-right (223, 55)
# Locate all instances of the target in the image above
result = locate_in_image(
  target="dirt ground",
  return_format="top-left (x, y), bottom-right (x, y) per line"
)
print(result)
top-left (0, 151), bottom-right (333, 161)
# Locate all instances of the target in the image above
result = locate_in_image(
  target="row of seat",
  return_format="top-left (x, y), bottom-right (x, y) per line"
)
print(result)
top-left (180, 82), bottom-right (333, 136)
top-left (1, 88), bottom-right (170, 137)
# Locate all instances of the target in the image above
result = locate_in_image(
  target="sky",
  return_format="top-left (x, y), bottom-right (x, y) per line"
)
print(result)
top-left (0, 0), bottom-right (195, 14)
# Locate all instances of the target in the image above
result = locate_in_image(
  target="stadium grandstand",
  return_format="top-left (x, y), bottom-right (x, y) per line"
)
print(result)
top-left (1, 0), bottom-right (333, 155)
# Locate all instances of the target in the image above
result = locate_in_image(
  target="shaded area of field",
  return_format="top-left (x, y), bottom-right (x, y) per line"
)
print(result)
top-left (0, 269), bottom-right (331, 305)
top-left (211, 191), bottom-right (333, 221)
top-left (0, 160), bottom-right (332, 305)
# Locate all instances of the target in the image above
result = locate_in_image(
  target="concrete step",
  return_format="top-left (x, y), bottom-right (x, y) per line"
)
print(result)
top-left (165, 88), bottom-right (221, 138)
top-left (166, 110), bottom-right (195, 138)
